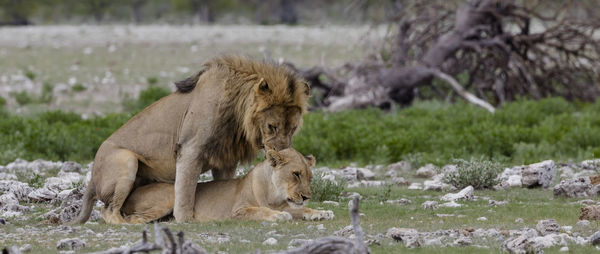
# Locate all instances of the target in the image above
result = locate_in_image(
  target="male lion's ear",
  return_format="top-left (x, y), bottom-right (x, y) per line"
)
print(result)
top-left (266, 149), bottom-right (283, 168)
top-left (305, 155), bottom-right (316, 167)
top-left (254, 78), bottom-right (271, 94)
top-left (302, 82), bottom-right (310, 96)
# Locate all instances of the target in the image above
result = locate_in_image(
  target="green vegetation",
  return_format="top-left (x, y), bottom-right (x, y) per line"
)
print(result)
top-left (0, 95), bottom-right (6, 107)
top-left (71, 83), bottom-right (87, 92)
top-left (122, 85), bottom-right (170, 112)
top-left (0, 97), bottom-right (599, 167)
top-left (38, 82), bottom-right (54, 104)
top-left (310, 174), bottom-right (345, 202)
top-left (10, 91), bottom-right (33, 106)
top-left (443, 158), bottom-right (502, 189)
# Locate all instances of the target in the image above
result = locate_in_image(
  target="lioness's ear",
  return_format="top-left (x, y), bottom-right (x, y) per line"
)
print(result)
top-left (302, 82), bottom-right (310, 96)
top-left (266, 149), bottom-right (283, 168)
top-left (305, 155), bottom-right (316, 167)
top-left (254, 78), bottom-right (271, 94)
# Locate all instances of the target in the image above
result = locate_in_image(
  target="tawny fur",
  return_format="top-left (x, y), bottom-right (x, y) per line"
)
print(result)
top-left (72, 55), bottom-right (310, 224)
top-left (120, 148), bottom-right (334, 223)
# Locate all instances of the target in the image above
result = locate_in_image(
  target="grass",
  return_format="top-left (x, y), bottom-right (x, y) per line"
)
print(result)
top-left (0, 97), bottom-right (599, 167)
top-left (0, 186), bottom-right (595, 253)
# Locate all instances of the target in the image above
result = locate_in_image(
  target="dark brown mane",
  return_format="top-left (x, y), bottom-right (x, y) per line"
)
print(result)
top-left (174, 70), bottom-right (204, 93)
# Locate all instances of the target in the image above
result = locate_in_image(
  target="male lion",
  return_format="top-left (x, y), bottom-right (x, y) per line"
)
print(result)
top-left (73, 56), bottom-right (310, 224)
top-left (120, 148), bottom-right (334, 223)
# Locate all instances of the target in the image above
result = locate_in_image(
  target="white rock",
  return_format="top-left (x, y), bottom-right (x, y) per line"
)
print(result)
top-left (262, 237), bottom-right (278, 245)
top-left (422, 201), bottom-right (439, 210)
top-left (322, 201), bottom-right (339, 206)
top-left (0, 173), bottom-right (17, 180)
top-left (581, 159), bottom-right (600, 171)
top-left (439, 201), bottom-right (462, 208)
top-left (356, 168), bottom-right (375, 180)
top-left (536, 219), bottom-right (560, 236)
top-left (507, 175), bottom-right (522, 187)
top-left (441, 186), bottom-right (474, 201)
top-left (28, 188), bottom-right (57, 201)
top-left (0, 180), bottom-right (33, 201)
top-left (408, 183), bottom-right (422, 190)
top-left (387, 161), bottom-right (411, 172)
top-left (385, 199), bottom-right (411, 205)
top-left (515, 218), bottom-right (524, 223)
top-left (423, 180), bottom-right (443, 191)
top-left (392, 177), bottom-right (410, 185)
top-left (559, 246), bottom-right (569, 252)
top-left (477, 217), bottom-right (487, 221)
top-left (576, 220), bottom-right (590, 227)
top-left (56, 238), bottom-right (86, 250)
top-left (386, 228), bottom-right (421, 248)
top-left (454, 236), bottom-right (472, 246)
top-left (521, 160), bottom-right (556, 188)
top-left (415, 164), bottom-right (437, 178)
top-left (553, 177), bottom-right (597, 198)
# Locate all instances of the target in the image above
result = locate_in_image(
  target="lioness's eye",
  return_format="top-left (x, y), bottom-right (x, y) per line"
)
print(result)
top-left (293, 172), bottom-right (300, 178)
top-left (268, 124), bottom-right (277, 132)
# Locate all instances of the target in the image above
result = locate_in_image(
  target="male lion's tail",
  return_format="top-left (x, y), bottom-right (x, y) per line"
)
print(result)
top-left (69, 182), bottom-right (96, 224)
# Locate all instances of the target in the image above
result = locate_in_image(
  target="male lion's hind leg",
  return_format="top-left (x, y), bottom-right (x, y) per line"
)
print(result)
top-left (234, 207), bottom-right (292, 222)
top-left (100, 149), bottom-right (140, 224)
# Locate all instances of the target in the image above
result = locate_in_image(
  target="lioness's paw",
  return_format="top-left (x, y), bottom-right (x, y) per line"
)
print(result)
top-left (303, 210), bottom-right (334, 221)
top-left (270, 211), bottom-right (293, 222)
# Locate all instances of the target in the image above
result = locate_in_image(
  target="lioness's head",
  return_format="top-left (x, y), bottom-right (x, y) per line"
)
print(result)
top-left (251, 72), bottom-right (310, 151)
top-left (266, 148), bottom-right (315, 207)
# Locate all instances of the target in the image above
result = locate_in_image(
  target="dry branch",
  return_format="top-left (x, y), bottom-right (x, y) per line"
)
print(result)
top-left (298, 0), bottom-right (600, 111)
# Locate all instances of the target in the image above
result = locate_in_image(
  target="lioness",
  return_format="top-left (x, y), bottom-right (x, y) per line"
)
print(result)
top-left (120, 149), bottom-right (334, 223)
top-left (73, 56), bottom-right (310, 224)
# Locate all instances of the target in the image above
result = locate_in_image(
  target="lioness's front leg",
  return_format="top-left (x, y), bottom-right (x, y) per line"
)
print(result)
top-left (234, 206), bottom-right (292, 222)
top-left (173, 149), bottom-right (203, 223)
top-left (285, 207), bottom-right (335, 221)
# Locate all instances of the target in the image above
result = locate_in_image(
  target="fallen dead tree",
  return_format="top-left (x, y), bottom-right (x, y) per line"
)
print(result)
top-left (291, 0), bottom-right (600, 112)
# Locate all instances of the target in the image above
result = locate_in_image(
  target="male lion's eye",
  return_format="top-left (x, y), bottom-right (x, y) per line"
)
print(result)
top-left (268, 124), bottom-right (277, 132)
top-left (293, 172), bottom-right (300, 179)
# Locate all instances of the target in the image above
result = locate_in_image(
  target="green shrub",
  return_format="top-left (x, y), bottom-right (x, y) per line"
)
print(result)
top-left (38, 82), bottom-right (54, 104)
top-left (310, 174), bottom-right (345, 202)
top-left (123, 86), bottom-right (171, 112)
top-left (0, 95), bottom-right (6, 107)
top-left (442, 158), bottom-right (503, 189)
top-left (24, 70), bottom-right (35, 81)
top-left (146, 77), bottom-right (158, 85)
top-left (72, 83), bottom-right (87, 92)
top-left (10, 91), bottom-right (33, 105)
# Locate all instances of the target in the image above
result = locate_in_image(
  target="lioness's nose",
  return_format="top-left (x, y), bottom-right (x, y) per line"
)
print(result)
top-left (301, 194), bottom-right (309, 201)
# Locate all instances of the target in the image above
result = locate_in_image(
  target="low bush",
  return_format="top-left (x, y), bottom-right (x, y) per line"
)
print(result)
top-left (123, 86), bottom-right (170, 112)
top-left (310, 174), bottom-right (345, 202)
top-left (442, 158), bottom-right (503, 189)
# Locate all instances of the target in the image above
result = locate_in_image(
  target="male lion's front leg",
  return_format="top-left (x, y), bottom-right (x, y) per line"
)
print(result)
top-left (173, 150), bottom-right (203, 223)
top-left (285, 207), bottom-right (335, 221)
top-left (234, 207), bottom-right (292, 222)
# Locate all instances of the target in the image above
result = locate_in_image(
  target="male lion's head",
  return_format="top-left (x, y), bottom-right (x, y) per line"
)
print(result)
top-left (266, 148), bottom-right (315, 207)
top-left (250, 69), bottom-right (310, 151)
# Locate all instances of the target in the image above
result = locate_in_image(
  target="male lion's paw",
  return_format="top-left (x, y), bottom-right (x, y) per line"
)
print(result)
top-left (303, 210), bottom-right (334, 221)
top-left (270, 211), bottom-right (293, 222)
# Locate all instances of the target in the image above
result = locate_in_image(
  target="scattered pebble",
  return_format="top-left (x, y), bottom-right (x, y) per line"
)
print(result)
top-left (262, 237), bottom-right (278, 246)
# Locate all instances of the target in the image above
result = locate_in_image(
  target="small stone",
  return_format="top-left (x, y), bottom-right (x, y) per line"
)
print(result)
top-left (439, 201), bottom-right (462, 208)
top-left (385, 199), bottom-right (411, 205)
top-left (422, 201), bottom-right (439, 210)
top-left (477, 217), bottom-right (487, 221)
top-left (415, 164), bottom-right (437, 178)
top-left (579, 205), bottom-right (600, 221)
top-left (553, 177), bottom-right (597, 198)
top-left (20, 244), bottom-right (32, 252)
top-left (387, 161), bottom-right (411, 172)
top-left (386, 228), bottom-right (421, 248)
top-left (559, 246), bottom-right (569, 252)
top-left (454, 236), bottom-right (472, 246)
top-left (56, 238), bottom-right (86, 250)
top-left (60, 162), bottom-right (82, 173)
top-left (441, 186), bottom-right (474, 201)
top-left (536, 219), bottom-right (560, 236)
top-left (423, 180), bottom-right (443, 191)
top-left (392, 177), bottom-right (410, 186)
top-left (408, 183), bottom-right (422, 190)
top-left (515, 218), bottom-right (524, 223)
top-left (489, 200), bottom-right (508, 206)
top-left (263, 237), bottom-right (278, 246)
top-left (591, 231), bottom-right (600, 245)
top-left (288, 239), bottom-right (312, 247)
top-left (576, 220), bottom-right (590, 227)
top-left (322, 200), bottom-right (339, 206)
top-left (316, 224), bottom-right (325, 231)
top-left (356, 168), bottom-right (375, 180)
